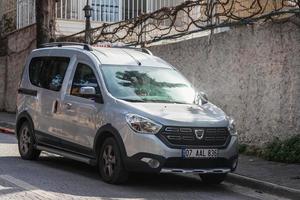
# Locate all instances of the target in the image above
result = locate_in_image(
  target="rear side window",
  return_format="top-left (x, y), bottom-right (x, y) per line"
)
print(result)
top-left (29, 57), bottom-right (70, 91)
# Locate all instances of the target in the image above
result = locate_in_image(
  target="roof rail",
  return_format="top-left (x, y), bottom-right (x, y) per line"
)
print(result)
top-left (112, 46), bottom-right (153, 55)
top-left (40, 42), bottom-right (93, 51)
top-left (140, 48), bottom-right (153, 55)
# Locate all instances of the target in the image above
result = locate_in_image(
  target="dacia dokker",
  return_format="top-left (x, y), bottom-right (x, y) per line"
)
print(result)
top-left (16, 43), bottom-right (238, 184)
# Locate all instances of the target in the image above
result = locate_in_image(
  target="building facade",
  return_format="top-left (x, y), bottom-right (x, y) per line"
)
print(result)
top-left (16, 0), bottom-right (36, 29)
top-left (5, 0), bottom-right (190, 35)
top-left (55, 0), bottom-right (187, 22)
top-left (4, 0), bottom-right (298, 36)
top-left (54, 0), bottom-right (189, 35)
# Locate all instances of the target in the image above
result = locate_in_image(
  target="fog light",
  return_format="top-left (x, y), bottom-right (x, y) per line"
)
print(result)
top-left (141, 158), bottom-right (160, 168)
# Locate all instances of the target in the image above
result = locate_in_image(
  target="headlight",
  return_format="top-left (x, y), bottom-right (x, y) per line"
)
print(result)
top-left (228, 117), bottom-right (238, 136)
top-left (126, 114), bottom-right (162, 134)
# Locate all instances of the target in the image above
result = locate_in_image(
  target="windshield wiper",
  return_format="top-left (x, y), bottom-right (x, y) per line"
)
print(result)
top-left (120, 98), bottom-right (145, 102)
top-left (145, 99), bottom-right (186, 104)
top-left (120, 98), bottom-right (187, 104)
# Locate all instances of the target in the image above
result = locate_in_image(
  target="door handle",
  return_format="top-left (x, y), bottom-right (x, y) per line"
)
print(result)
top-left (65, 103), bottom-right (72, 110)
top-left (53, 100), bottom-right (59, 113)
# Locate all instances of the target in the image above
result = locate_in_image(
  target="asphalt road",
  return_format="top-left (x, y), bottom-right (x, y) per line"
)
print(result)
top-left (0, 133), bottom-right (288, 200)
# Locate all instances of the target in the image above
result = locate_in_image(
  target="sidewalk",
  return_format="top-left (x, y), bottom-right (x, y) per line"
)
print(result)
top-left (235, 155), bottom-right (300, 190)
top-left (227, 155), bottom-right (300, 199)
top-left (0, 112), bottom-right (15, 133)
top-left (0, 112), bottom-right (299, 198)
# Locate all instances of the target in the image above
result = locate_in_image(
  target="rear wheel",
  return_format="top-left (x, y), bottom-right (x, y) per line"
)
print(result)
top-left (18, 122), bottom-right (40, 160)
top-left (98, 137), bottom-right (128, 184)
top-left (200, 173), bottom-right (227, 184)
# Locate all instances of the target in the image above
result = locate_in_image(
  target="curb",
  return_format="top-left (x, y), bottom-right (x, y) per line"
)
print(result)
top-left (0, 126), bottom-right (15, 134)
top-left (227, 173), bottom-right (300, 200)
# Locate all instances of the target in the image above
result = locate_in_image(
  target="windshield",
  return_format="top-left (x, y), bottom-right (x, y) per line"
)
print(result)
top-left (101, 66), bottom-right (196, 104)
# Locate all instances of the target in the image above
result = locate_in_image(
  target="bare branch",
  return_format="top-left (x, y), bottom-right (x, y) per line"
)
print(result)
top-left (58, 0), bottom-right (300, 46)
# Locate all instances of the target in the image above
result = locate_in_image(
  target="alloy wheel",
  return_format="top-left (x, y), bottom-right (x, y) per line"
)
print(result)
top-left (102, 144), bottom-right (116, 178)
top-left (19, 127), bottom-right (31, 155)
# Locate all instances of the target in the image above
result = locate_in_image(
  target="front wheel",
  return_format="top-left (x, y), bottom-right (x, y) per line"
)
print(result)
top-left (98, 137), bottom-right (128, 184)
top-left (200, 173), bottom-right (227, 184)
top-left (18, 122), bottom-right (40, 160)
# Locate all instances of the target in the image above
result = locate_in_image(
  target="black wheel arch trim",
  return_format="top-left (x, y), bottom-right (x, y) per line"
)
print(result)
top-left (16, 111), bottom-right (35, 139)
top-left (93, 124), bottom-right (128, 159)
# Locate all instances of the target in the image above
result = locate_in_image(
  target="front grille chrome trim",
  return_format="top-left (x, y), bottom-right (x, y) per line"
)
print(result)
top-left (165, 127), bottom-right (179, 132)
top-left (160, 168), bottom-right (231, 174)
top-left (180, 128), bottom-right (193, 133)
top-left (159, 126), bottom-right (230, 148)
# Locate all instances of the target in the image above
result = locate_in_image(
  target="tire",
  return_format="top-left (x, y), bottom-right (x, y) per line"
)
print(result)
top-left (200, 173), bottom-right (227, 184)
top-left (18, 122), bottom-right (41, 160)
top-left (98, 137), bottom-right (128, 184)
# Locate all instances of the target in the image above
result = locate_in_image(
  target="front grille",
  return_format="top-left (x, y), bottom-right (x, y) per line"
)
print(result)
top-left (157, 127), bottom-right (230, 148)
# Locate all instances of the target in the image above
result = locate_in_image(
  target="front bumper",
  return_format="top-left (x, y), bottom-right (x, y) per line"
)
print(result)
top-left (160, 168), bottom-right (231, 174)
top-left (124, 152), bottom-right (238, 173)
top-left (121, 125), bottom-right (239, 173)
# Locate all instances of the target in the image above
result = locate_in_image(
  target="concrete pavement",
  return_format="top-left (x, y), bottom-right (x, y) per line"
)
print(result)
top-left (0, 112), bottom-right (15, 134)
top-left (0, 133), bottom-right (289, 200)
top-left (234, 155), bottom-right (300, 190)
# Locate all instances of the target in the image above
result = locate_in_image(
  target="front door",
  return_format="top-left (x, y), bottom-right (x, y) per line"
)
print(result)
top-left (60, 62), bottom-right (104, 156)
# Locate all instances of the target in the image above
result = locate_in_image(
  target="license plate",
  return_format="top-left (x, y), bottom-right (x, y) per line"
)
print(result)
top-left (182, 149), bottom-right (218, 158)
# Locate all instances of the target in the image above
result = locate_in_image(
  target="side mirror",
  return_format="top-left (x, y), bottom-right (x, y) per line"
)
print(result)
top-left (195, 91), bottom-right (208, 105)
top-left (200, 92), bottom-right (208, 104)
top-left (79, 86), bottom-right (96, 95)
top-left (79, 86), bottom-right (104, 104)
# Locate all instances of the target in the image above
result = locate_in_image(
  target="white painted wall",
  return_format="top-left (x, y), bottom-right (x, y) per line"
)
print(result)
top-left (56, 19), bottom-right (103, 36)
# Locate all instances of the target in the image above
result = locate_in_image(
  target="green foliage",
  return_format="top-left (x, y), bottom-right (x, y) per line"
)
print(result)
top-left (262, 135), bottom-right (300, 163)
top-left (238, 144), bottom-right (247, 153)
top-left (0, 14), bottom-right (16, 36)
top-left (239, 135), bottom-right (300, 163)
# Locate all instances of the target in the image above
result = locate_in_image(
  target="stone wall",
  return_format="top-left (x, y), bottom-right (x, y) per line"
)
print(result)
top-left (149, 18), bottom-right (300, 146)
top-left (0, 56), bottom-right (7, 110)
top-left (0, 24), bottom-right (36, 112)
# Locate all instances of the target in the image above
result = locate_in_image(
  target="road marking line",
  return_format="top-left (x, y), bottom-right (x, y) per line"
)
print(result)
top-left (224, 182), bottom-right (291, 200)
top-left (0, 175), bottom-right (58, 199)
top-left (0, 185), bottom-right (13, 190)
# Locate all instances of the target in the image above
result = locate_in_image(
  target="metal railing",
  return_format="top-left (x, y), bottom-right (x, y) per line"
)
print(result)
top-left (16, 0), bottom-right (36, 29)
top-left (55, 0), bottom-right (189, 22)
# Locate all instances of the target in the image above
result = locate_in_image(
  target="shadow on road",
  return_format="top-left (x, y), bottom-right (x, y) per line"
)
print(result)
top-left (0, 133), bottom-right (249, 199)
top-left (0, 155), bottom-right (240, 200)
top-left (36, 155), bottom-right (221, 189)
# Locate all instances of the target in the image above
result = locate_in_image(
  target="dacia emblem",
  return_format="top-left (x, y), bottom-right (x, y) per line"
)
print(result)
top-left (194, 129), bottom-right (205, 140)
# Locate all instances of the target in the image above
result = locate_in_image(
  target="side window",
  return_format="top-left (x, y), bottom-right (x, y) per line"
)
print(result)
top-left (71, 63), bottom-right (101, 99)
top-left (29, 57), bottom-right (43, 87)
top-left (29, 57), bottom-right (70, 91)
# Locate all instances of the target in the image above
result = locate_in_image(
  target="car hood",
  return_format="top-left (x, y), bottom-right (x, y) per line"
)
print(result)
top-left (125, 102), bottom-right (229, 127)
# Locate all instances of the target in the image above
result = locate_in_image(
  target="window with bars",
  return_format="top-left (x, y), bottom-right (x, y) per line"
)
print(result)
top-left (56, 0), bottom-right (121, 22)
top-left (92, 0), bottom-right (120, 22)
top-left (16, 0), bottom-right (36, 29)
top-left (55, 0), bottom-right (191, 23)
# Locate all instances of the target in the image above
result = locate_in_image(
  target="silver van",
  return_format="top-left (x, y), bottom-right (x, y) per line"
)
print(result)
top-left (16, 43), bottom-right (238, 184)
